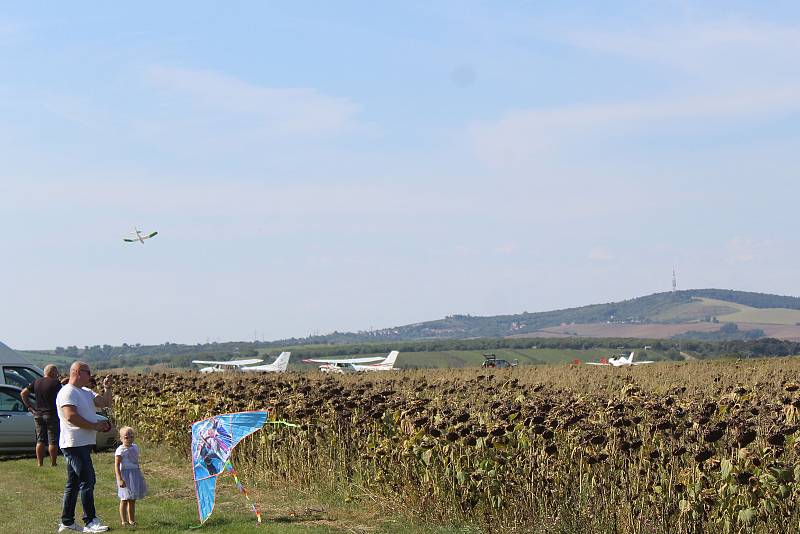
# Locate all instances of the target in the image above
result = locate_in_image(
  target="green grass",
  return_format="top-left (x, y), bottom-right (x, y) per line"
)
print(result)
top-left (0, 446), bottom-right (479, 534)
top-left (37, 346), bottom-right (674, 374)
top-left (311, 348), bottom-right (672, 368)
top-left (114, 347), bottom-right (666, 373)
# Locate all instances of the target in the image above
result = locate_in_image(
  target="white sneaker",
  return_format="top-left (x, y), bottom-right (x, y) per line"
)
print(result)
top-left (57, 524), bottom-right (86, 533)
top-left (84, 518), bottom-right (109, 533)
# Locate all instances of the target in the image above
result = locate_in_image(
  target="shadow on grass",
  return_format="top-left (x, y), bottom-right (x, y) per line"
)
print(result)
top-left (269, 511), bottom-right (327, 523)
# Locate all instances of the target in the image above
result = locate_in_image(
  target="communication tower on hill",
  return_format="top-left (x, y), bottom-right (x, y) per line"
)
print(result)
top-left (672, 267), bottom-right (677, 292)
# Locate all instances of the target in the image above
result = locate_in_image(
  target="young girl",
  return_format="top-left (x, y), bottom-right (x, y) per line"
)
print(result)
top-left (115, 426), bottom-right (147, 526)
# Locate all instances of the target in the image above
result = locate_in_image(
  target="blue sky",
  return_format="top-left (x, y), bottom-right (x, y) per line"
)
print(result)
top-left (2, 2), bottom-right (799, 348)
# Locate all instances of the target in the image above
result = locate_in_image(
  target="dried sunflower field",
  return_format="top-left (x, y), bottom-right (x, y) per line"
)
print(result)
top-left (112, 358), bottom-right (800, 533)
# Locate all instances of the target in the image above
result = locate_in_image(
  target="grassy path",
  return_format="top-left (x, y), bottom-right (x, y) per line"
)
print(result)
top-left (0, 447), bottom-right (477, 534)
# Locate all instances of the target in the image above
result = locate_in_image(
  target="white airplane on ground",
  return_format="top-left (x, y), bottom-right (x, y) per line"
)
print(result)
top-left (192, 358), bottom-right (264, 373)
top-left (585, 352), bottom-right (654, 367)
top-left (303, 350), bottom-right (400, 374)
top-left (124, 228), bottom-right (158, 244)
top-left (240, 352), bottom-right (292, 373)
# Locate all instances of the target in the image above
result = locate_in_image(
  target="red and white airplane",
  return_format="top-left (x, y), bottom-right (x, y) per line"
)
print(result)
top-left (585, 352), bottom-right (654, 367)
top-left (303, 351), bottom-right (399, 374)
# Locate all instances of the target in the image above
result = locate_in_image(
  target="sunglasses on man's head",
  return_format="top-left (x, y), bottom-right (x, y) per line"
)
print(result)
top-left (79, 369), bottom-right (92, 375)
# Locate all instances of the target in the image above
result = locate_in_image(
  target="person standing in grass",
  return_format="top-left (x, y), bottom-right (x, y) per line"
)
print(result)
top-left (20, 364), bottom-right (62, 467)
top-left (115, 426), bottom-right (147, 527)
top-left (56, 361), bottom-right (113, 533)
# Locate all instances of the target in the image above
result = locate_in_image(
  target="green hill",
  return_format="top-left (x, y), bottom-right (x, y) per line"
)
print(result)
top-left (26, 288), bottom-right (800, 370)
top-left (284, 289), bottom-right (800, 343)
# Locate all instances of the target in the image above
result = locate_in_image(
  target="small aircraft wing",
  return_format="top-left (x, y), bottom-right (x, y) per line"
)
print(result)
top-left (191, 359), bottom-right (263, 366)
top-left (632, 361), bottom-right (655, 365)
top-left (123, 230), bottom-right (158, 242)
top-left (303, 356), bottom-right (384, 364)
top-left (585, 362), bottom-right (609, 366)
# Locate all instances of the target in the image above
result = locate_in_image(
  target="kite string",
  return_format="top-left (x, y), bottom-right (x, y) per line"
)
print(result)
top-left (224, 460), bottom-right (262, 523)
top-left (266, 420), bottom-right (300, 428)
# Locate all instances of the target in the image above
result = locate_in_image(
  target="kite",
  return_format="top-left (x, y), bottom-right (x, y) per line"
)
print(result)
top-left (191, 411), bottom-right (267, 524)
top-left (190, 410), bottom-right (298, 525)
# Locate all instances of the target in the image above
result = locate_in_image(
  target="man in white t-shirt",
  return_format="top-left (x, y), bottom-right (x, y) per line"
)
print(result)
top-left (56, 362), bottom-right (113, 533)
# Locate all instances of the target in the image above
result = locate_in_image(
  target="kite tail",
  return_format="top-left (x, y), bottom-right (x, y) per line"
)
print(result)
top-left (224, 460), bottom-right (262, 523)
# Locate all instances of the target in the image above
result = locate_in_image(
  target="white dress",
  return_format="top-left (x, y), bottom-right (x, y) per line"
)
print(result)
top-left (116, 443), bottom-right (148, 500)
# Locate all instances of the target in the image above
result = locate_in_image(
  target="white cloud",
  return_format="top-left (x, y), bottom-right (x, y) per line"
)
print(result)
top-left (588, 247), bottom-right (614, 261)
top-left (0, 21), bottom-right (20, 40)
top-left (495, 242), bottom-right (519, 255)
top-left (725, 237), bottom-right (769, 264)
top-left (468, 85), bottom-right (800, 169)
top-left (0, 177), bottom-right (470, 228)
top-left (567, 19), bottom-right (800, 74)
top-left (147, 66), bottom-right (360, 136)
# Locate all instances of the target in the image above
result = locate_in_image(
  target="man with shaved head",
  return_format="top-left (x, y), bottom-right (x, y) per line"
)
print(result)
top-left (55, 361), bottom-right (113, 533)
top-left (21, 364), bottom-right (62, 467)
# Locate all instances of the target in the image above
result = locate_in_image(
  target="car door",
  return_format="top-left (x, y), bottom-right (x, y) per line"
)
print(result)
top-left (0, 389), bottom-right (35, 450)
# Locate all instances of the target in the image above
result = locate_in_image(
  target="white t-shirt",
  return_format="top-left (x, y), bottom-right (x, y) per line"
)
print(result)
top-left (115, 443), bottom-right (140, 469)
top-left (57, 384), bottom-right (99, 448)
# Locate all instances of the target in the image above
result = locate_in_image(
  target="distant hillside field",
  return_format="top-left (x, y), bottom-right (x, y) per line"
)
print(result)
top-left (702, 298), bottom-right (800, 325)
top-left (518, 320), bottom-right (800, 341)
top-left (515, 323), bottom-right (723, 339)
top-left (649, 298), bottom-right (742, 322)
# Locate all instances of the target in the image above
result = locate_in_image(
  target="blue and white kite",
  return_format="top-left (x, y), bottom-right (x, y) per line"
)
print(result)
top-left (191, 411), bottom-right (268, 524)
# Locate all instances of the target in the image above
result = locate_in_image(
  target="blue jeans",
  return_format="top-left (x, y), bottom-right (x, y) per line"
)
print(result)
top-left (61, 445), bottom-right (96, 526)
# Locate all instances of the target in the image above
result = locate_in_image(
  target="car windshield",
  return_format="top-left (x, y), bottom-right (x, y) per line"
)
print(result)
top-left (3, 366), bottom-right (42, 388)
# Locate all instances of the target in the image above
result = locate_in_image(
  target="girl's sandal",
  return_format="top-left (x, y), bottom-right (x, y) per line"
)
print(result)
top-left (128, 522), bottom-right (137, 527)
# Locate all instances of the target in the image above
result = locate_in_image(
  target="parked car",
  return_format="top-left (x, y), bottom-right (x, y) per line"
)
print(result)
top-left (0, 341), bottom-right (47, 388)
top-left (0, 384), bottom-right (118, 453)
top-left (481, 353), bottom-right (519, 369)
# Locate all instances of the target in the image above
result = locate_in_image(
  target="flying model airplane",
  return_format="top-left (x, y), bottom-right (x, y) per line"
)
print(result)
top-left (240, 352), bottom-right (292, 373)
top-left (192, 358), bottom-right (264, 373)
top-left (123, 228), bottom-right (158, 244)
top-left (585, 352), bottom-right (654, 367)
top-left (303, 350), bottom-right (400, 374)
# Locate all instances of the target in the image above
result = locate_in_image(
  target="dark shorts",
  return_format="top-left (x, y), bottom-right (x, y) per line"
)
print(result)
top-left (34, 412), bottom-right (59, 446)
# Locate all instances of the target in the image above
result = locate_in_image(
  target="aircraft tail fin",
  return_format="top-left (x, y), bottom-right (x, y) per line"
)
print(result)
top-left (382, 350), bottom-right (399, 368)
top-left (272, 351), bottom-right (291, 371)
